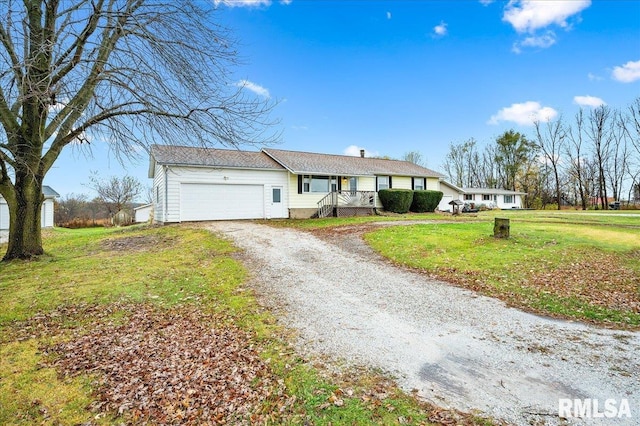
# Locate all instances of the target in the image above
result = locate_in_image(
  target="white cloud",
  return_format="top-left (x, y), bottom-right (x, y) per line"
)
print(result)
top-left (488, 101), bottom-right (558, 126)
top-left (503, 0), bottom-right (591, 33)
top-left (512, 32), bottom-right (556, 53)
top-left (344, 145), bottom-right (379, 158)
top-left (386, 11), bottom-right (392, 20)
top-left (280, 0), bottom-right (292, 4)
top-left (234, 79), bottom-right (270, 98)
top-left (214, 0), bottom-right (271, 7)
top-left (433, 21), bottom-right (448, 37)
top-left (574, 95), bottom-right (606, 107)
top-left (588, 72), bottom-right (603, 81)
top-left (612, 60), bottom-right (640, 83)
top-left (479, 0), bottom-right (495, 5)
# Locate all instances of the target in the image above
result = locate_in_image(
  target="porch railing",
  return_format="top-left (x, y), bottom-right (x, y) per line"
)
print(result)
top-left (317, 191), bottom-right (376, 218)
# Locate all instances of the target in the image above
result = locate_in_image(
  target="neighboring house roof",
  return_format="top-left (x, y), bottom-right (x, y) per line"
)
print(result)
top-left (150, 145), bottom-right (286, 170)
top-left (0, 186), bottom-right (59, 203)
top-left (43, 186), bottom-right (60, 198)
top-left (461, 187), bottom-right (527, 195)
top-left (133, 203), bottom-right (153, 211)
top-left (262, 148), bottom-right (444, 177)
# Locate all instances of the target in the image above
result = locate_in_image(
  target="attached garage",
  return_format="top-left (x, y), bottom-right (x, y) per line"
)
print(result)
top-left (180, 183), bottom-right (265, 221)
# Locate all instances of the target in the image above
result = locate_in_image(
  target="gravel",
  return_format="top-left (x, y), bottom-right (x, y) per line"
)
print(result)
top-left (206, 221), bottom-right (640, 426)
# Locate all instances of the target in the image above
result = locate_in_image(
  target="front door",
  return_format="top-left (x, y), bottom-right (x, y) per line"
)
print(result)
top-left (271, 186), bottom-right (284, 218)
top-left (349, 177), bottom-right (357, 193)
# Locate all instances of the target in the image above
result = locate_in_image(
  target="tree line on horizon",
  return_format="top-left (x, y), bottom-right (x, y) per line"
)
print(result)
top-left (440, 98), bottom-right (640, 210)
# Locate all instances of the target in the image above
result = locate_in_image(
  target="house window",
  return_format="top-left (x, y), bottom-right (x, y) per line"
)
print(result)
top-left (377, 176), bottom-right (390, 191)
top-left (482, 194), bottom-right (492, 201)
top-left (414, 178), bottom-right (425, 190)
top-left (272, 188), bottom-right (281, 203)
top-left (463, 194), bottom-right (473, 201)
top-left (302, 175), bottom-right (337, 193)
top-left (504, 195), bottom-right (514, 203)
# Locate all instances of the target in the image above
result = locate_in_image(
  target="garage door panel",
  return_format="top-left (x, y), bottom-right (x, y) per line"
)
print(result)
top-left (181, 184), bottom-right (264, 221)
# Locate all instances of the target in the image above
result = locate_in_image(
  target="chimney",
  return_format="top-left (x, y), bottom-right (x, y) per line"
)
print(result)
top-left (360, 149), bottom-right (365, 158)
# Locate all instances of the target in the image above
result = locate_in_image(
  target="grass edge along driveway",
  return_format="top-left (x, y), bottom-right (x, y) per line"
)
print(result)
top-left (362, 214), bottom-right (640, 329)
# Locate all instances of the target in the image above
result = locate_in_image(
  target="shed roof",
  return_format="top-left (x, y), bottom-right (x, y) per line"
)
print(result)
top-left (262, 148), bottom-right (444, 177)
top-left (42, 186), bottom-right (60, 198)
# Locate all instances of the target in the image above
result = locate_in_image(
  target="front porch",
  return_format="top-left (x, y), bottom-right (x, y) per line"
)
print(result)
top-left (317, 191), bottom-right (377, 218)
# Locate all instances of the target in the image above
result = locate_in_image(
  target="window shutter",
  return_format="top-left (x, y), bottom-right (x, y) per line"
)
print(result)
top-left (389, 176), bottom-right (393, 188)
top-left (338, 177), bottom-right (342, 191)
top-left (375, 177), bottom-right (379, 192)
top-left (411, 177), bottom-right (415, 190)
top-left (298, 175), bottom-right (302, 194)
top-left (422, 178), bottom-right (426, 189)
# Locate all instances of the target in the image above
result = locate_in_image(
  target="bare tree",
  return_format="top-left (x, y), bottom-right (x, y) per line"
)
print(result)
top-left (402, 151), bottom-right (427, 167)
top-left (55, 193), bottom-right (89, 224)
top-left (566, 110), bottom-right (591, 209)
top-left (534, 117), bottom-right (566, 210)
top-left (0, 0), bottom-right (278, 260)
top-left (606, 110), bottom-right (629, 203)
top-left (586, 106), bottom-right (613, 209)
top-left (87, 174), bottom-right (142, 215)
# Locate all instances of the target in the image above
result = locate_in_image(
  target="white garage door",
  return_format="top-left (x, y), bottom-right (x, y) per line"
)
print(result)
top-left (180, 183), bottom-right (264, 221)
top-left (439, 195), bottom-right (453, 212)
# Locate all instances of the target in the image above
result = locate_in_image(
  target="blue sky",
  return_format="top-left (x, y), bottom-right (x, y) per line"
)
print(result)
top-left (47, 0), bottom-right (640, 199)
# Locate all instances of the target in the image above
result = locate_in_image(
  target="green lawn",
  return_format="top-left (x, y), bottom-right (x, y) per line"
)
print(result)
top-left (0, 225), bottom-right (489, 425)
top-left (363, 212), bottom-right (640, 327)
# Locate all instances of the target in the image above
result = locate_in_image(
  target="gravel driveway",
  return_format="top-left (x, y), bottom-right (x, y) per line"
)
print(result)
top-left (206, 221), bottom-right (639, 425)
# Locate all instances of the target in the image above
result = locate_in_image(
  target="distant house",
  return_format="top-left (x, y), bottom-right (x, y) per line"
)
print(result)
top-left (0, 186), bottom-right (60, 229)
top-left (133, 203), bottom-right (153, 223)
top-left (437, 184), bottom-right (526, 212)
top-left (148, 145), bottom-right (445, 222)
top-left (461, 188), bottom-right (526, 209)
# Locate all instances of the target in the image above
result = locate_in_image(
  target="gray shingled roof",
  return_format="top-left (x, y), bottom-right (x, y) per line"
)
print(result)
top-left (262, 148), bottom-right (445, 177)
top-left (42, 185), bottom-right (60, 198)
top-left (151, 145), bottom-right (285, 170)
top-left (150, 144), bottom-right (446, 177)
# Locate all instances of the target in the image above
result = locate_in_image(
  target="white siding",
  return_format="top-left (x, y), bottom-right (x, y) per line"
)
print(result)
top-left (0, 197), bottom-right (55, 229)
top-left (0, 200), bottom-right (7, 229)
top-left (158, 166), bottom-right (288, 222)
top-left (153, 162), bottom-right (166, 223)
top-left (134, 204), bottom-right (153, 223)
top-left (41, 199), bottom-right (55, 227)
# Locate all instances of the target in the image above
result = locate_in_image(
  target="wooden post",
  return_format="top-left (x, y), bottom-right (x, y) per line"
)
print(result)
top-left (494, 218), bottom-right (510, 238)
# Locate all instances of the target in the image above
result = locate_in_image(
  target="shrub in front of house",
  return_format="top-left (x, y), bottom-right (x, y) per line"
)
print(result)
top-left (410, 190), bottom-right (443, 212)
top-left (378, 189), bottom-right (414, 213)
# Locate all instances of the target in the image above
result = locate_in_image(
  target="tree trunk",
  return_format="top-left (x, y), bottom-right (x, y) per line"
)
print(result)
top-left (3, 179), bottom-right (44, 261)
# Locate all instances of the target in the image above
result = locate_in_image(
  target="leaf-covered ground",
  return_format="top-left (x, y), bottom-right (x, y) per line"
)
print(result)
top-left (10, 302), bottom-right (495, 425)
